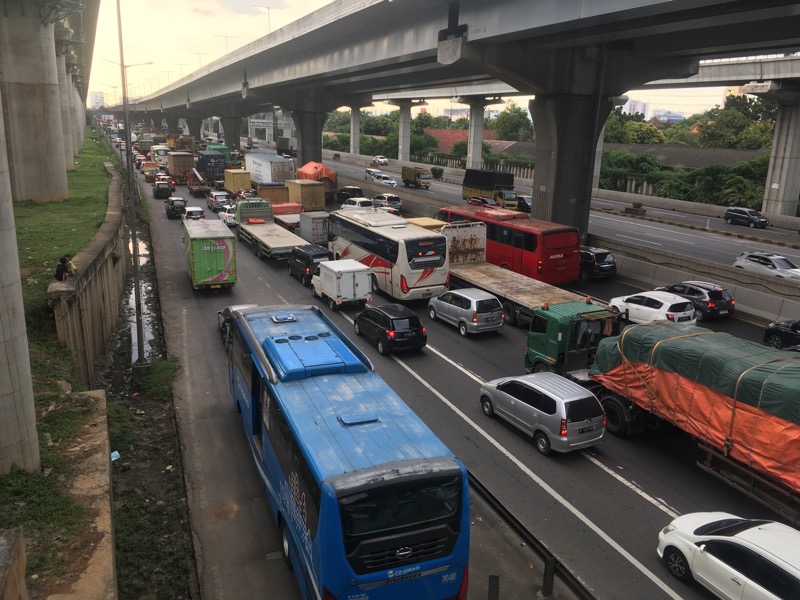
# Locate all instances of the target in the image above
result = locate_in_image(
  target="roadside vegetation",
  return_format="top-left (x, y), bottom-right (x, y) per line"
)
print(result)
top-left (2, 127), bottom-right (195, 598)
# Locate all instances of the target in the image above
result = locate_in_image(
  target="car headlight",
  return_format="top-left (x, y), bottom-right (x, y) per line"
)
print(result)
top-left (661, 523), bottom-right (677, 535)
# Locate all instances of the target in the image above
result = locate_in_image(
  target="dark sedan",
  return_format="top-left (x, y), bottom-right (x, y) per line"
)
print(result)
top-left (763, 320), bottom-right (800, 349)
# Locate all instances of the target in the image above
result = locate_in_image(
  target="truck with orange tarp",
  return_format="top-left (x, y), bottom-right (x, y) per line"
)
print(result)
top-left (525, 314), bottom-right (800, 523)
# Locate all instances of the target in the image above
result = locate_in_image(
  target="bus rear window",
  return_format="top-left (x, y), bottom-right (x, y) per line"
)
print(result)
top-left (543, 230), bottom-right (579, 249)
top-left (339, 475), bottom-right (462, 538)
top-left (405, 237), bottom-right (446, 269)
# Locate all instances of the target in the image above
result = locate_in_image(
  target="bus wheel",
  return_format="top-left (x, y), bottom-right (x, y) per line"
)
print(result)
top-left (502, 302), bottom-right (516, 326)
top-left (280, 522), bottom-right (293, 571)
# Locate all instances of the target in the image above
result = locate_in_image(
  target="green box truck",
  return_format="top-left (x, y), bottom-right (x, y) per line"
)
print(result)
top-left (183, 220), bottom-right (237, 290)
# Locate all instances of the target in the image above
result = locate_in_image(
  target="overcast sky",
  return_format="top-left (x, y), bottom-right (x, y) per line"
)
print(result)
top-left (88, 1), bottom-right (729, 119)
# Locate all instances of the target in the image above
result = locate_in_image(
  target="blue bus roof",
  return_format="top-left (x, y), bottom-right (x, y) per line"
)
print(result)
top-left (241, 306), bottom-right (454, 483)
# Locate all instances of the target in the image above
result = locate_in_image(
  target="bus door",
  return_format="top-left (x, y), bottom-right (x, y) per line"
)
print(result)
top-left (510, 229), bottom-right (526, 273)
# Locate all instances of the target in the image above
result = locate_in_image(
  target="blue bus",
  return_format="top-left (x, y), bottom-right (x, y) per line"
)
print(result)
top-left (225, 304), bottom-right (470, 600)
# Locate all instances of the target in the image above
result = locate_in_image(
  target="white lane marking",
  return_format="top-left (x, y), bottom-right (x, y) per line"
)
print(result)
top-left (617, 235), bottom-right (662, 245)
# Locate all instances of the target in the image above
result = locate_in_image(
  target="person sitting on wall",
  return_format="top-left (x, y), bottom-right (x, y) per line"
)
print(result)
top-left (54, 256), bottom-right (69, 282)
top-left (64, 254), bottom-right (78, 277)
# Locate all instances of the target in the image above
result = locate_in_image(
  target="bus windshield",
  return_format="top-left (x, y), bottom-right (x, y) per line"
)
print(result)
top-left (405, 237), bottom-right (446, 269)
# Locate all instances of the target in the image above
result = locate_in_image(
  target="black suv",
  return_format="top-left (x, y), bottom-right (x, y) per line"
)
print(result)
top-left (353, 304), bottom-right (427, 355)
top-left (153, 181), bottom-right (172, 199)
top-left (287, 244), bottom-right (333, 286)
top-left (655, 281), bottom-right (735, 321)
top-left (335, 186), bottom-right (364, 203)
top-left (763, 320), bottom-right (800, 349)
top-left (723, 207), bottom-right (769, 228)
top-left (579, 246), bottom-right (617, 281)
top-left (165, 197), bottom-right (187, 219)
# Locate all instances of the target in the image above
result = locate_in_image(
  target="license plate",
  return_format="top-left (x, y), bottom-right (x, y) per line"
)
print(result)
top-left (486, 317), bottom-right (495, 322)
top-left (210, 285), bottom-right (221, 289)
top-left (678, 316), bottom-right (691, 322)
top-left (579, 425), bottom-right (595, 434)
top-left (719, 310), bottom-right (728, 315)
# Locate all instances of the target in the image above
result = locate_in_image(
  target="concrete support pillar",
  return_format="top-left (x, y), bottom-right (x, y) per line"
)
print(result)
top-left (763, 101), bottom-right (800, 216)
top-left (0, 6), bottom-right (68, 201)
top-left (0, 84), bottom-right (41, 474)
top-left (71, 84), bottom-right (82, 155)
top-left (56, 53), bottom-right (75, 170)
top-left (396, 101), bottom-right (413, 162)
top-left (165, 116), bottom-right (179, 134)
top-left (186, 117), bottom-right (202, 142)
top-left (292, 110), bottom-right (325, 167)
top-left (350, 107), bottom-right (362, 156)
top-left (458, 97), bottom-right (495, 169)
top-left (220, 117), bottom-right (242, 150)
top-left (529, 94), bottom-right (613, 237)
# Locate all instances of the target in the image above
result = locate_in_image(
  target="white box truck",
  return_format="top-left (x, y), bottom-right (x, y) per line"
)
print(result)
top-left (311, 259), bottom-right (372, 311)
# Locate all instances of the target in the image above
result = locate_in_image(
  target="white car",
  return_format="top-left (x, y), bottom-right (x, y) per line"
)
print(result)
top-left (183, 207), bottom-right (206, 221)
top-left (657, 511), bottom-right (800, 599)
top-left (340, 197), bottom-right (375, 209)
top-left (218, 204), bottom-right (237, 226)
top-left (374, 155), bottom-right (388, 165)
top-left (609, 291), bottom-right (695, 325)
top-left (373, 173), bottom-right (397, 187)
top-left (732, 251), bottom-right (800, 281)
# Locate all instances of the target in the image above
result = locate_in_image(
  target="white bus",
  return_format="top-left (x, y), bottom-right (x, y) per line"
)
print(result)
top-left (151, 144), bottom-right (170, 169)
top-left (329, 208), bottom-right (449, 300)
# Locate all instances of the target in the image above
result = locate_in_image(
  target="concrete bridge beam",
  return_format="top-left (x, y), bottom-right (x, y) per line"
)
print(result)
top-left (0, 5), bottom-right (68, 201)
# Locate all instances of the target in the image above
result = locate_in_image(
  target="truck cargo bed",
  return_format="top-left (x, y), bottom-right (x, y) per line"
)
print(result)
top-left (238, 223), bottom-right (305, 259)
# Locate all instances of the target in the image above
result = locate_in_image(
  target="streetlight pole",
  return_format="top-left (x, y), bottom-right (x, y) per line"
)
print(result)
top-left (162, 70), bottom-right (175, 84)
top-left (214, 35), bottom-right (234, 54)
top-left (254, 5), bottom-right (283, 34)
top-left (174, 62), bottom-right (189, 77)
top-left (114, 0), bottom-right (151, 372)
top-left (190, 51), bottom-right (209, 68)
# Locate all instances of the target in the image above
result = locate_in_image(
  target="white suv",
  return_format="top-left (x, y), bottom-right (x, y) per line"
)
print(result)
top-left (372, 173), bottom-right (397, 187)
top-left (340, 197), bottom-right (375, 209)
top-left (732, 251), bottom-right (800, 280)
top-left (658, 511), bottom-right (800, 598)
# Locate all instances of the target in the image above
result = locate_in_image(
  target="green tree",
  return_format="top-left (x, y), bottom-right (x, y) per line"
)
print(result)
top-left (492, 101), bottom-right (534, 141)
top-left (451, 117), bottom-right (470, 130)
top-left (623, 121), bottom-right (667, 144)
top-left (724, 94), bottom-right (778, 123)
top-left (737, 121), bottom-right (774, 150)
top-left (411, 112), bottom-right (436, 136)
top-left (696, 108), bottom-right (750, 148)
top-left (323, 110), bottom-right (351, 133)
top-left (663, 125), bottom-right (698, 146)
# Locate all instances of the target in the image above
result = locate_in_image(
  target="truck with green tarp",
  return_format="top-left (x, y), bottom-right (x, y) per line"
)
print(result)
top-left (527, 318), bottom-right (800, 523)
top-left (183, 220), bottom-right (237, 290)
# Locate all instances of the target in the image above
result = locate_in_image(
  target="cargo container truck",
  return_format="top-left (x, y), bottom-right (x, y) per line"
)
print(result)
top-left (276, 136), bottom-right (297, 157)
top-left (310, 259), bottom-right (372, 311)
top-left (295, 161), bottom-right (337, 201)
top-left (235, 199), bottom-right (306, 260)
top-left (187, 170), bottom-right (212, 197)
top-left (401, 166), bottom-right (432, 189)
top-left (196, 151), bottom-right (226, 183)
top-left (285, 179), bottom-right (326, 211)
top-left (223, 169), bottom-right (251, 195)
top-left (462, 168), bottom-right (520, 208)
top-left (167, 152), bottom-right (194, 185)
top-left (299, 211), bottom-right (329, 244)
top-left (245, 153), bottom-right (295, 185)
top-left (183, 220), bottom-right (237, 290)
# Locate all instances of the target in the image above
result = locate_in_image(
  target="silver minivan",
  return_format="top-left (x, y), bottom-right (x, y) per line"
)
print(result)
top-left (427, 288), bottom-right (503, 336)
top-left (479, 372), bottom-right (605, 455)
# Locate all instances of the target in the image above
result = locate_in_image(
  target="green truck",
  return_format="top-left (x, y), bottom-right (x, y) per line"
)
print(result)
top-left (183, 220), bottom-right (237, 290)
top-left (525, 306), bottom-right (800, 523)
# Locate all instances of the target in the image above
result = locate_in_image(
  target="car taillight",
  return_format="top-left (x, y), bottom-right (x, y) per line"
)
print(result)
top-left (731, 299), bottom-right (736, 305)
top-left (305, 267), bottom-right (310, 274)
top-left (446, 273), bottom-right (450, 288)
top-left (457, 566), bottom-right (469, 600)
top-left (387, 330), bottom-right (396, 339)
top-left (560, 418), bottom-right (568, 437)
top-left (667, 314), bottom-right (675, 321)
top-left (421, 327), bottom-right (426, 334)
top-left (706, 301), bottom-right (716, 308)
top-left (471, 310), bottom-right (478, 323)
top-left (603, 413), bottom-right (607, 428)
top-left (400, 275), bottom-right (409, 294)
top-left (537, 260), bottom-right (543, 274)
top-left (323, 588), bottom-right (336, 600)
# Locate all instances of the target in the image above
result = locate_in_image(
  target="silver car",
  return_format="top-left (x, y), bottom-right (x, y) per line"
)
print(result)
top-left (427, 288), bottom-right (503, 336)
top-left (480, 372), bottom-right (605, 455)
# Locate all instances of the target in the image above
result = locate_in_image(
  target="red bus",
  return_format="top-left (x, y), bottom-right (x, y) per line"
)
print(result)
top-left (436, 205), bottom-right (580, 284)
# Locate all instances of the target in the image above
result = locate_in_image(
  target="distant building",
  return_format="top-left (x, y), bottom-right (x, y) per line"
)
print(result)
top-left (652, 109), bottom-right (685, 123)
top-left (90, 91), bottom-right (105, 109)
top-left (623, 99), bottom-right (648, 119)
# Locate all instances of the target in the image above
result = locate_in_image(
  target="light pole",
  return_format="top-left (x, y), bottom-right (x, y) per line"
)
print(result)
top-left (114, 0), bottom-right (152, 372)
top-left (254, 5), bottom-right (283, 34)
top-left (100, 83), bottom-right (120, 106)
top-left (214, 35), bottom-right (234, 54)
top-left (174, 62), bottom-right (190, 77)
top-left (162, 70), bottom-right (175, 84)
top-left (190, 51), bottom-right (209, 68)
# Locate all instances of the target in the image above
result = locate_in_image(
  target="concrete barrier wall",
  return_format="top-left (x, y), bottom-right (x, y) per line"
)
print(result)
top-left (0, 527), bottom-right (29, 600)
top-left (47, 164), bottom-right (127, 387)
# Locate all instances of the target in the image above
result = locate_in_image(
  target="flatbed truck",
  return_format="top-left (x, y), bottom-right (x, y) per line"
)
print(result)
top-left (235, 199), bottom-right (306, 260)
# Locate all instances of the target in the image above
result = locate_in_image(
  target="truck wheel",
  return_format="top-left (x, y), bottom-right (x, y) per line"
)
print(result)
top-left (480, 396), bottom-right (494, 417)
top-left (502, 302), bottom-right (517, 327)
top-left (458, 322), bottom-right (468, 337)
top-left (663, 547), bottom-right (692, 582)
top-left (328, 298), bottom-right (337, 311)
top-left (534, 432), bottom-right (552, 456)
top-left (603, 398), bottom-right (629, 437)
top-left (311, 285), bottom-right (318, 298)
top-left (533, 362), bottom-right (551, 373)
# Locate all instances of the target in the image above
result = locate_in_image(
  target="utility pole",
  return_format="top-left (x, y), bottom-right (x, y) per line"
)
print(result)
top-left (254, 5), bottom-right (283, 34)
